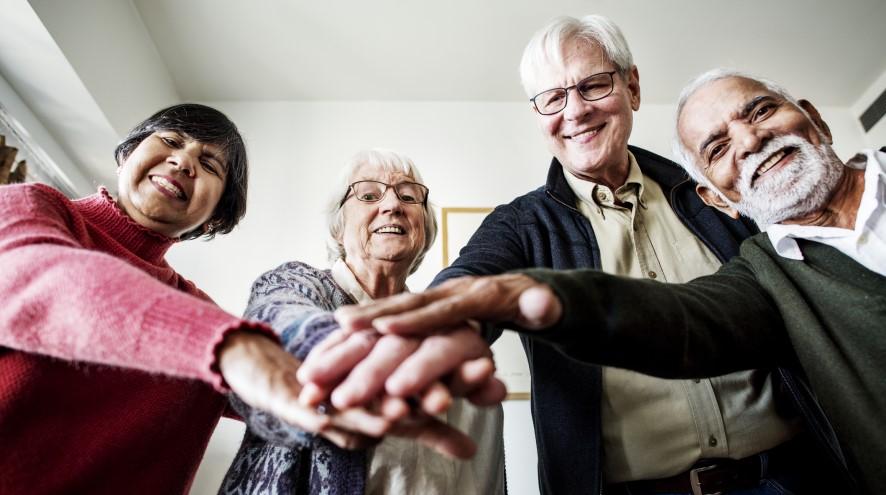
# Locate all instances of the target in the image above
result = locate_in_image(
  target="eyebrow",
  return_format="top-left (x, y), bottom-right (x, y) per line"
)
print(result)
top-left (696, 95), bottom-right (774, 157)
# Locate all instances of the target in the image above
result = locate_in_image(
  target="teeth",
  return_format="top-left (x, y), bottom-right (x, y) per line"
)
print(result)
top-left (152, 176), bottom-right (184, 199)
top-left (374, 226), bottom-right (404, 234)
top-left (755, 149), bottom-right (786, 177)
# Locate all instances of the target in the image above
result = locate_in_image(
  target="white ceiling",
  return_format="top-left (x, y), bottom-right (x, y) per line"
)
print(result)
top-left (2, 0), bottom-right (885, 188)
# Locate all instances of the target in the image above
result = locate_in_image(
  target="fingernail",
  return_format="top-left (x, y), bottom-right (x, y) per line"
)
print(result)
top-left (372, 317), bottom-right (392, 332)
top-left (331, 387), bottom-right (354, 409)
top-left (385, 374), bottom-right (414, 396)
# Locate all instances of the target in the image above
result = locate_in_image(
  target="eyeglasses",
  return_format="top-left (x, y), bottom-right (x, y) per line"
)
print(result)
top-left (530, 71), bottom-right (618, 115)
top-left (340, 180), bottom-right (429, 206)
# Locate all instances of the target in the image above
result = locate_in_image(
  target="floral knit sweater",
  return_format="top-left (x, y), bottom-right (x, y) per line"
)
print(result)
top-left (0, 183), bottom-right (271, 494)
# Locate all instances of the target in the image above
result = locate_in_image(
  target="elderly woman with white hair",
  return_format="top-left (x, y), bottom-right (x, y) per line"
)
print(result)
top-left (220, 149), bottom-right (505, 495)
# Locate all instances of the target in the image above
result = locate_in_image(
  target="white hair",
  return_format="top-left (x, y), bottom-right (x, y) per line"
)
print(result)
top-left (519, 15), bottom-right (634, 98)
top-left (671, 68), bottom-right (801, 187)
top-left (326, 148), bottom-right (438, 275)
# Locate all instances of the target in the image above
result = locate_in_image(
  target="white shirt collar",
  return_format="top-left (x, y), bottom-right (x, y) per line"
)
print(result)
top-left (331, 258), bottom-right (374, 304)
top-left (330, 258), bottom-right (411, 303)
top-left (766, 148), bottom-right (886, 261)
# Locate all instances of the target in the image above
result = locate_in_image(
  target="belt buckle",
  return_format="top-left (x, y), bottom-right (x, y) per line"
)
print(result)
top-left (689, 464), bottom-right (723, 495)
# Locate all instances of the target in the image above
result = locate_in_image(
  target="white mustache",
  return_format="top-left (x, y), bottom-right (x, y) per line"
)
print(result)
top-left (738, 135), bottom-right (806, 188)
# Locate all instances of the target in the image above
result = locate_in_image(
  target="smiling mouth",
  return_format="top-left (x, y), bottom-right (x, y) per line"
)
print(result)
top-left (373, 225), bottom-right (405, 235)
top-left (565, 123), bottom-right (605, 142)
top-left (150, 175), bottom-right (187, 200)
top-left (751, 146), bottom-right (797, 185)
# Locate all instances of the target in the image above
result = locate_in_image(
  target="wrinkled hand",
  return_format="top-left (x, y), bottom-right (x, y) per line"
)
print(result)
top-left (336, 273), bottom-right (562, 335)
top-left (218, 331), bottom-right (387, 449)
top-left (296, 274), bottom-right (557, 415)
top-left (217, 331), bottom-right (481, 458)
top-left (297, 328), bottom-right (507, 409)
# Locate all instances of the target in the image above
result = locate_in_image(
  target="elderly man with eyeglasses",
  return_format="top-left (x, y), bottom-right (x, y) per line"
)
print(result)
top-left (432, 15), bottom-right (822, 495)
top-left (299, 14), bottom-right (844, 495)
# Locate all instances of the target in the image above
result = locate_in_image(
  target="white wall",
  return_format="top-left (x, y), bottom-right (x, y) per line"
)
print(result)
top-left (169, 100), bottom-right (870, 495)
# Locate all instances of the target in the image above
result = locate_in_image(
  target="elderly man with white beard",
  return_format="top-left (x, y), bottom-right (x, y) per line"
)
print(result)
top-left (328, 69), bottom-right (885, 495)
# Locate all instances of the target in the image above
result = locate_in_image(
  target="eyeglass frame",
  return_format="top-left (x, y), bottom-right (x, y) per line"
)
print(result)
top-left (339, 180), bottom-right (430, 207)
top-left (529, 70), bottom-right (619, 116)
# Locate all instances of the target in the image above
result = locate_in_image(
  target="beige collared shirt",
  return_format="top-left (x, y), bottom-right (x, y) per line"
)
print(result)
top-left (331, 260), bottom-right (505, 495)
top-left (564, 152), bottom-right (800, 482)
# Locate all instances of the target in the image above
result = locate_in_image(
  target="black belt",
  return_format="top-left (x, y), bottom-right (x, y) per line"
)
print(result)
top-left (606, 454), bottom-right (764, 495)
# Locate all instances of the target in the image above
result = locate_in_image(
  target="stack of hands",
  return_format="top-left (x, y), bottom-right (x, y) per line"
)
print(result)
top-left (220, 274), bottom-right (562, 459)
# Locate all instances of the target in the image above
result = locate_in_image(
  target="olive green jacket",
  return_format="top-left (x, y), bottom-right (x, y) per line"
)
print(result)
top-left (521, 234), bottom-right (886, 495)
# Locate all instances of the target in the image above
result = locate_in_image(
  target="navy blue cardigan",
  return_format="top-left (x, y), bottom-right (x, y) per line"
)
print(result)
top-left (432, 146), bottom-right (757, 495)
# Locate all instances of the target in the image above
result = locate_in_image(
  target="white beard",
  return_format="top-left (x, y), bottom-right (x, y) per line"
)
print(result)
top-left (719, 134), bottom-right (844, 227)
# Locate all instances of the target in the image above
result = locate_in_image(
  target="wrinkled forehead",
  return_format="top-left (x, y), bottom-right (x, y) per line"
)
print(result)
top-left (677, 76), bottom-right (777, 152)
top-left (530, 38), bottom-right (609, 93)
top-left (350, 161), bottom-right (416, 184)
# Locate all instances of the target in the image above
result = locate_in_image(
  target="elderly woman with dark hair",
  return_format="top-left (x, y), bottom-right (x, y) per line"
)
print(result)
top-left (0, 103), bottom-right (312, 494)
top-left (221, 149), bottom-right (505, 495)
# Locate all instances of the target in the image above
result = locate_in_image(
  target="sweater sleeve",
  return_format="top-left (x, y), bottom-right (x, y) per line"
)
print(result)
top-left (228, 262), bottom-right (344, 448)
top-left (516, 257), bottom-right (792, 378)
top-left (432, 204), bottom-right (529, 285)
top-left (0, 184), bottom-right (267, 390)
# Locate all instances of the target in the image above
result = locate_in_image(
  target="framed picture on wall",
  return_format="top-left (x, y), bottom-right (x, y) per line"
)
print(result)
top-left (441, 207), bottom-right (531, 400)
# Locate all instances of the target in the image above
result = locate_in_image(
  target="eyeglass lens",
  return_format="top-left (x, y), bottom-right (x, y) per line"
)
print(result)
top-left (534, 72), bottom-right (614, 115)
top-left (352, 181), bottom-right (427, 204)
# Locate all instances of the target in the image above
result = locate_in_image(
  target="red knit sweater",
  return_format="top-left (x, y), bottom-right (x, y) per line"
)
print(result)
top-left (0, 183), bottom-right (269, 494)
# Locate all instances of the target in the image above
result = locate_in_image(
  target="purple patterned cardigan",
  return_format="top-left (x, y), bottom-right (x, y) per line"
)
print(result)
top-left (220, 261), bottom-right (365, 495)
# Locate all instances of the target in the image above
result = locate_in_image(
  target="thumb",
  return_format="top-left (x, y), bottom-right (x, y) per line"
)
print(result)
top-left (516, 285), bottom-right (561, 330)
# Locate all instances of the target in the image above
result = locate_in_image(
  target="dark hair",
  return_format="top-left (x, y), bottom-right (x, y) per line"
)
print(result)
top-left (114, 103), bottom-right (248, 240)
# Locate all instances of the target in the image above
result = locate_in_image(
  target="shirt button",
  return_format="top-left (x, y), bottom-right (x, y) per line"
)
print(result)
top-left (708, 436), bottom-right (718, 447)
top-left (648, 271), bottom-right (657, 279)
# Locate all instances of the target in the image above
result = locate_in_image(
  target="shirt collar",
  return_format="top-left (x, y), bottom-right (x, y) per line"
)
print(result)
top-left (765, 148), bottom-right (886, 260)
top-left (563, 150), bottom-right (646, 210)
top-left (330, 258), bottom-right (411, 303)
top-left (331, 258), bottom-right (373, 304)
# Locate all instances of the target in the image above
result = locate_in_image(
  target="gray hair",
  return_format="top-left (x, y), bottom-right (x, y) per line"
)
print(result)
top-left (519, 15), bottom-right (634, 98)
top-left (326, 149), bottom-right (438, 275)
top-left (672, 68), bottom-right (801, 187)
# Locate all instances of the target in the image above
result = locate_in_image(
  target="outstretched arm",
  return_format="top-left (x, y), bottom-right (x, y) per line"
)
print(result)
top-left (0, 183), bottom-right (251, 387)
top-left (0, 184), bottom-right (340, 437)
top-left (228, 262), bottom-right (486, 458)
top-left (332, 261), bottom-right (789, 383)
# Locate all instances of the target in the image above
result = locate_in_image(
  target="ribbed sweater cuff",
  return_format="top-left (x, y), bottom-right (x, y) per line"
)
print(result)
top-left (138, 297), bottom-right (278, 391)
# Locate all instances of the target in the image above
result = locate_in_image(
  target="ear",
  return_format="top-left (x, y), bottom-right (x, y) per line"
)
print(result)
top-left (798, 99), bottom-right (833, 144)
top-left (627, 65), bottom-right (641, 111)
top-left (696, 184), bottom-right (740, 219)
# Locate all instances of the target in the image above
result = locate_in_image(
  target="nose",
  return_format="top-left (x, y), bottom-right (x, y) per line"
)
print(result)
top-left (377, 187), bottom-right (403, 213)
top-left (169, 150), bottom-right (196, 177)
top-left (563, 87), bottom-right (593, 122)
top-left (731, 121), bottom-right (772, 162)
